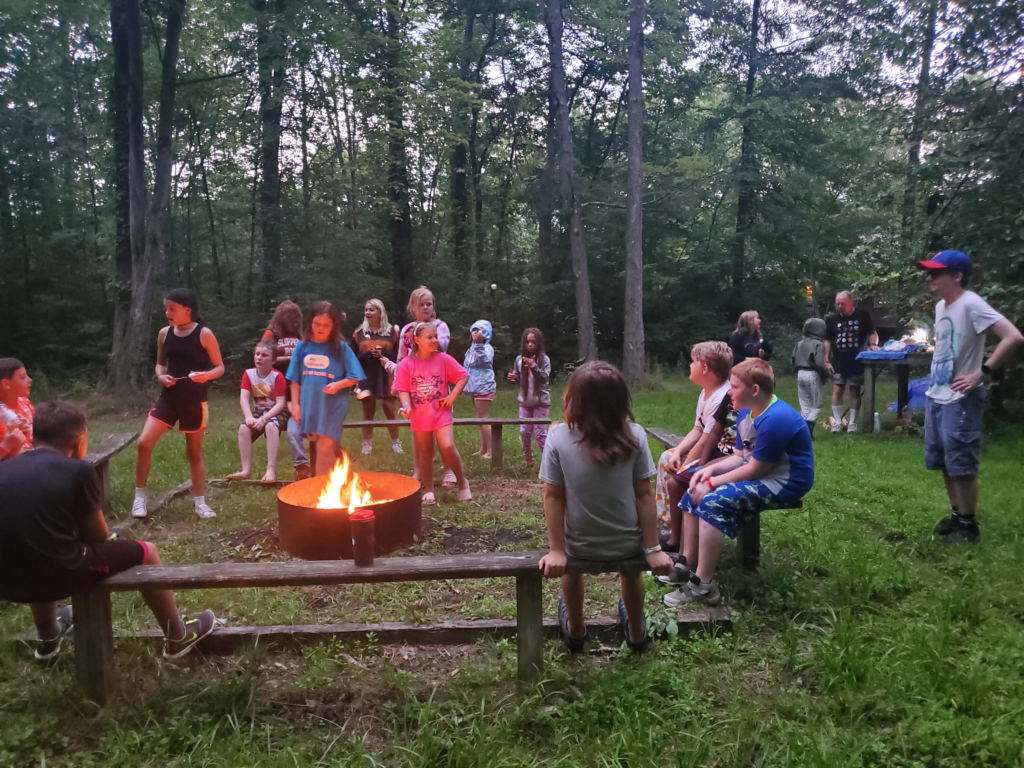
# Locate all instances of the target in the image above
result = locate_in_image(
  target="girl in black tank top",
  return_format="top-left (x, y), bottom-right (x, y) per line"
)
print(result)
top-left (164, 322), bottom-right (213, 398)
top-left (132, 289), bottom-right (225, 521)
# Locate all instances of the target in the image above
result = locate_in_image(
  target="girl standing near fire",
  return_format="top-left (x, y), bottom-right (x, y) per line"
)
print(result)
top-left (351, 299), bottom-right (403, 456)
top-left (287, 302), bottom-right (366, 478)
top-left (132, 289), bottom-right (225, 520)
top-left (394, 322), bottom-right (472, 504)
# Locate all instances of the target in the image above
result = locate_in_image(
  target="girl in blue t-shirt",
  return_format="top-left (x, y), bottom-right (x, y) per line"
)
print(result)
top-left (286, 302), bottom-right (366, 477)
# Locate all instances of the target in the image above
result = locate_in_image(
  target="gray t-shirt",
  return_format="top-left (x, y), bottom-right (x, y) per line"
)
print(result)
top-left (927, 291), bottom-right (1004, 404)
top-left (538, 422), bottom-right (656, 561)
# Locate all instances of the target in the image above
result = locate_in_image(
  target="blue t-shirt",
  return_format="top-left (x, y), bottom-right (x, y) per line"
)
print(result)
top-left (286, 341), bottom-right (366, 439)
top-left (735, 396), bottom-right (814, 502)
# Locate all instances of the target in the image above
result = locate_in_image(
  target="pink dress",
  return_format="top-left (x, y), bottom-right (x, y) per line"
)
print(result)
top-left (393, 352), bottom-right (469, 432)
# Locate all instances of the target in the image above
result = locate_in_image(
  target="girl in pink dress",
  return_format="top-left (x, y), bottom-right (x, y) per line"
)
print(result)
top-left (394, 323), bottom-right (472, 504)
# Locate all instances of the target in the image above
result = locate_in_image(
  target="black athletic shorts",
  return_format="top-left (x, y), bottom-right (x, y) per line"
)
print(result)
top-left (150, 384), bottom-right (209, 433)
top-left (0, 539), bottom-right (152, 604)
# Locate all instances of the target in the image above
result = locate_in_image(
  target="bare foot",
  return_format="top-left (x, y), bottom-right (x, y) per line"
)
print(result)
top-left (260, 472), bottom-right (277, 484)
top-left (480, 452), bottom-right (491, 460)
top-left (472, 450), bottom-right (482, 457)
top-left (524, 459), bottom-right (534, 468)
top-left (227, 471), bottom-right (251, 481)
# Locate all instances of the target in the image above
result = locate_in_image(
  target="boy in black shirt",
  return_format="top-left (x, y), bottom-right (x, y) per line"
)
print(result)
top-left (0, 401), bottom-right (215, 660)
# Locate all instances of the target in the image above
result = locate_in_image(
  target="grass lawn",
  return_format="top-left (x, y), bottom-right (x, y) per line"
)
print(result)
top-left (2, 373), bottom-right (1024, 767)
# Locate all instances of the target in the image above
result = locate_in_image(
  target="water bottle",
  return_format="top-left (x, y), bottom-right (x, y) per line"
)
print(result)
top-left (873, 412), bottom-right (881, 433)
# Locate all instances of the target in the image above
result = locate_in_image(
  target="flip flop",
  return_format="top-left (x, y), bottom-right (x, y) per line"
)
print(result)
top-left (226, 472), bottom-right (250, 481)
top-left (422, 492), bottom-right (436, 505)
top-left (458, 486), bottom-right (472, 502)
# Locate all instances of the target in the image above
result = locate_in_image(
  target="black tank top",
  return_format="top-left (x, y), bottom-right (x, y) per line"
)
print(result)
top-left (165, 323), bottom-right (211, 395)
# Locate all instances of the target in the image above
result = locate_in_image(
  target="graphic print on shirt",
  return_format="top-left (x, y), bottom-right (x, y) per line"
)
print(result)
top-left (304, 354), bottom-right (330, 370)
top-left (834, 318), bottom-right (861, 350)
top-left (410, 375), bottom-right (445, 407)
top-left (931, 316), bottom-right (955, 388)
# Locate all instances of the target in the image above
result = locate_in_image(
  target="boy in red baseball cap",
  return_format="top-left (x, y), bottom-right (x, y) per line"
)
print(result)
top-left (917, 250), bottom-right (1023, 543)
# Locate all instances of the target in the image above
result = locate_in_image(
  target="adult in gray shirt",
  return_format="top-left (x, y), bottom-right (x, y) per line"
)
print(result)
top-left (538, 362), bottom-right (673, 653)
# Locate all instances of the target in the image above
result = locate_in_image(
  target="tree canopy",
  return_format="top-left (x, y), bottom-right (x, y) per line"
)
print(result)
top-left (0, 0), bottom-right (1021, 385)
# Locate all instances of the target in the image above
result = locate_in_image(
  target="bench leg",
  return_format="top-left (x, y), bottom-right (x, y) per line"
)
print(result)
top-left (73, 589), bottom-right (114, 706)
top-left (95, 462), bottom-right (110, 514)
top-left (736, 512), bottom-right (761, 572)
top-left (862, 365), bottom-right (877, 431)
top-left (516, 572), bottom-right (543, 683)
top-left (491, 424), bottom-right (504, 475)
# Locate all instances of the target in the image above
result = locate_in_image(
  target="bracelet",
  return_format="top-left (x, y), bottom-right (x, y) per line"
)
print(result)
top-left (707, 476), bottom-right (715, 489)
top-left (644, 544), bottom-right (662, 556)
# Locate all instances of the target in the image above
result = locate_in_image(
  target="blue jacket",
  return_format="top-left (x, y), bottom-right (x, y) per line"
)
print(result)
top-left (463, 320), bottom-right (496, 396)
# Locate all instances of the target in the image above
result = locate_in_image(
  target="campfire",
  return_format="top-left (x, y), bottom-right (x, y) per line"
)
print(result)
top-left (316, 452), bottom-right (388, 514)
top-left (277, 451), bottom-right (422, 561)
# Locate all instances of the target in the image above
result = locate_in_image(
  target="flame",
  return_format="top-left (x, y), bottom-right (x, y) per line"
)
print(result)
top-left (316, 452), bottom-right (373, 514)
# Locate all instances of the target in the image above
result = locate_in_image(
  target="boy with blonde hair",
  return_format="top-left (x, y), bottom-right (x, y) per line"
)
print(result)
top-left (665, 359), bottom-right (814, 607)
top-left (654, 341), bottom-right (735, 556)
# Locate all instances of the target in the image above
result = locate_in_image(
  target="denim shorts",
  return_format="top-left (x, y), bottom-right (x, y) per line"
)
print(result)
top-left (924, 387), bottom-right (985, 476)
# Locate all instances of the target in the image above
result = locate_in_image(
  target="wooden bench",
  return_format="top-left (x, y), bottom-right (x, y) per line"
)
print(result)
top-left (72, 550), bottom-right (726, 706)
top-left (343, 418), bottom-right (550, 475)
top-left (643, 425), bottom-right (802, 571)
top-left (85, 432), bottom-right (138, 512)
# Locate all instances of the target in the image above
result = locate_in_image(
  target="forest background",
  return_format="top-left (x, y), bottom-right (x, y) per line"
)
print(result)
top-left (1, 0), bottom-right (1022, 397)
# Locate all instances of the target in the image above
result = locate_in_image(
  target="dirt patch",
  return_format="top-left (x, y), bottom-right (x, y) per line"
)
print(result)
top-left (441, 526), bottom-right (532, 554)
top-left (221, 526), bottom-right (282, 560)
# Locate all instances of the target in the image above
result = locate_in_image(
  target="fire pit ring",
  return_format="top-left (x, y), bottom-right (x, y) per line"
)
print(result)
top-left (277, 472), bottom-right (422, 560)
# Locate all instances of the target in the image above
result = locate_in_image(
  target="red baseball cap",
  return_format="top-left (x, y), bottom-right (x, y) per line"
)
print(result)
top-left (917, 249), bottom-right (972, 277)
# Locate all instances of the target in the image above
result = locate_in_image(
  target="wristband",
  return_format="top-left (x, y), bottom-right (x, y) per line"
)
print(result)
top-left (707, 476), bottom-right (715, 489)
top-left (644, 544), bottom-right (662, 556)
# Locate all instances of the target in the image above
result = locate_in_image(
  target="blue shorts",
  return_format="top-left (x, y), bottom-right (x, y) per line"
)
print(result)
top-left (924, 388), bottom-right (985, 477)
top-left (681, 481), bottom-right (787, 539)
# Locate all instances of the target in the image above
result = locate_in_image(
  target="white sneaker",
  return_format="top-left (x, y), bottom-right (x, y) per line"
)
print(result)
top-left (847, 421), bottom-right (859, 433)
top-left (131, 497), bottom-right (148, 518)
top-left (391, 439), bottom-right (404, 454)
top-left (830, 421), bottom-right (842, 433)
top-left (195, 502), bottom-right (217, 519)
top-left (663, 578), bottom-right (721, 607)
top-left (362, 439), bottom-right (373, 455)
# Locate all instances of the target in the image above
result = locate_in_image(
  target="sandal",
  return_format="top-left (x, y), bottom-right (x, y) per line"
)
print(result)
top-left (458, 485), bottom-right (472, 502)
top-left (422, 492), bottom-right (436, 505)
top-left (441, 470), bottom-right (458, 488)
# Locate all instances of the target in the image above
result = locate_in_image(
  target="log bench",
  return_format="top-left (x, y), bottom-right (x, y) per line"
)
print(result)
top-left (71, 550), bottom-right (726, 706)
top-left (85, 432), bottom-right (138, 512)
top-left (643, 425), bottom-right (802, 571)
top-left (343, 418), bottom-right (551, 475)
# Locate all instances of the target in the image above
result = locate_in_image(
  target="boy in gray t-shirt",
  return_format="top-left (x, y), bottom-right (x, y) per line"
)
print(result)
top-left (916, 250), bottom-right (1023, 544)
top-left (536, 362), bottom-right (673, 654)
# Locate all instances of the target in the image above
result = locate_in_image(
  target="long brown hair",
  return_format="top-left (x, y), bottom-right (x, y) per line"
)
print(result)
top-left (520, 327), bottom-right (545, 399)
top-left (304, 301), bottom-right (344, 360)
top-left (735, 310), bottom-right (761, 340)
top-left (563, 361), bottom-right (639, 467)
top-left (268, 300), bottom-right (303, 339)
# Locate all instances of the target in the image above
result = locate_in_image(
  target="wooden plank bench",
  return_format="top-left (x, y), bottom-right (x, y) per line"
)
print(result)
top-left (72, 550), bottom-right (723, 706)
top-left (343, 418), bottom-right (551, 475)
top-left (85, 432), bottom-right (138, 512)
top-left (642, 425), bottom-right (802, 572)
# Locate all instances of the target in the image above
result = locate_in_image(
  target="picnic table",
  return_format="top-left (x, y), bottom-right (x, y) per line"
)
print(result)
top-left (343, 418), bottom-right (550, 474)
top-left (857, 351), bottom-right (932, 428)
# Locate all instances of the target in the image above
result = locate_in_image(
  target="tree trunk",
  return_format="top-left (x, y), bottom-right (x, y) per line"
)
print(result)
top-left (542, 0), bottom-right (597, 361)
top-left (901, 0), bottom-right (937, 249)
top-left (109, 0), bottom-right (186, 394)
top-left (449, 5), bottom-right (475, 272)
top-left (622, 0), bottom-right (645, 387)
top-left (255, 0), bottom-right (286, 309)
top-left (536, 88), bottom-right (556, 284)
top-left (384, 0), bottom-right (415, 316)
top-left (728, 0), bottom-right (761, 319)
top-left (107, 0), bottom-right (134, 388)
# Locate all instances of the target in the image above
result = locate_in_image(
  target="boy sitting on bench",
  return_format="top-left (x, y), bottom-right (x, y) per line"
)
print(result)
top-left (664, 359), bottom-right (814, 607)
top-left (0, 401), bottom-right (215, 660)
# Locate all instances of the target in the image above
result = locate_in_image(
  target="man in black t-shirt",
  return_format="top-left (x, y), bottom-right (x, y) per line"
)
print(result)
top-left (0, 401), bottom-right (216, 660)
top-left (825, 291), bottom-right (878, 433)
